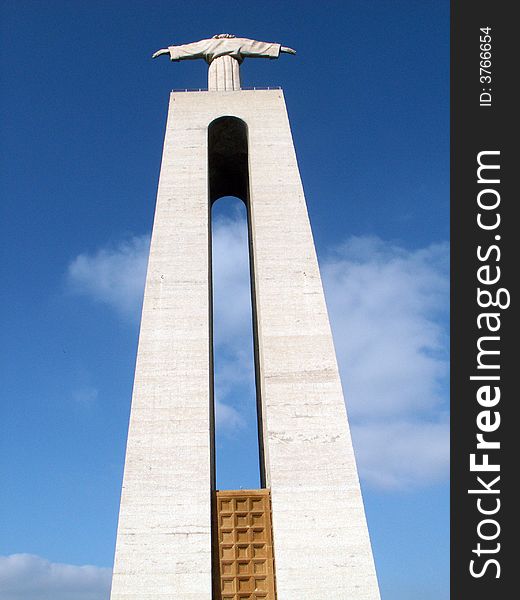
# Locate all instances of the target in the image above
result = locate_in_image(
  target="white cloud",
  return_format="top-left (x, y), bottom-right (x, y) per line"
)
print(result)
top-left (212, 213), bottom-right (253, 348)
top-left (212, 213), bottom-right (255, 432)
top-left (215, 399), bottom-right (245, 429)
top-left (351, 419), bottom-right (449, 490)
top-left (67, 236), bottom-right (150, 319)
top-left (322, 236), bottom-right (449, 489)
top-left (0, 554), bottom-right (111, 600)
top-left (66, 222), bottom-right (449, 490)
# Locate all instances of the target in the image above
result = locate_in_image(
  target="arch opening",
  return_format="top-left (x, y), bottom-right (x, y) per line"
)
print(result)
top-left (209, 116), bottom-right (249, 203)
top-left (208, 116), bottom-right (265, 491)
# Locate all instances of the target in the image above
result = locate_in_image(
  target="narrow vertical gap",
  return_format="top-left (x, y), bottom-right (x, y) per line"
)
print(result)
top-left (211, 197), bottom-right (261, 490)
top-left (208, 115), bottom-right (266, 491)
top-left (209, 193), bottom-right (216, 494)
top-left (246, 201), bottom-right (267, 489)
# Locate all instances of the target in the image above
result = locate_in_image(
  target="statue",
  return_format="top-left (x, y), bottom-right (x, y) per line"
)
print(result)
top-left (152, 34), bottom-right (296, 91)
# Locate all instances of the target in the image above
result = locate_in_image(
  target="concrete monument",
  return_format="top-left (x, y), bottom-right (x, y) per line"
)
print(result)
top-left (110, 34), bottom-right (380, 600)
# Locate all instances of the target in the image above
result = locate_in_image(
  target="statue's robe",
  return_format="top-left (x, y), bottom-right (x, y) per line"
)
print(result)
top-left (167, 37), bottom-right (281, 63)
top-left (167, 37), bottom-right (281, 91)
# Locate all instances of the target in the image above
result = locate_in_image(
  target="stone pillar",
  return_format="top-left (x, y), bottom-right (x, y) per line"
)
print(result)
top-left (243, 90), bottom-right (380, 600)
top-left (208, 56), bottom-right (241, 91)
top-left (110, 92), bottom-right (213, 600)
top-left (110, 89), bottom-right (380, 600)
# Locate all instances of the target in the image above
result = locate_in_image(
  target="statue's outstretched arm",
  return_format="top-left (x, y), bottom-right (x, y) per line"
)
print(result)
top-left (152, 48), bottom-right (170, 59)
top-left (281, 46), bottom-right (296, 55)
top-left (152, 41), bottom-right (209, 62)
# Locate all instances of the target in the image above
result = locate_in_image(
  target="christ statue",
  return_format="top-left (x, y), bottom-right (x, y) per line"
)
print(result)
top-left (152, 34), bottom-right (296, 91)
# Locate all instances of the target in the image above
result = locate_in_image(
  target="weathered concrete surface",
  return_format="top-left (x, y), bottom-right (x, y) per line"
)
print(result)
top-left (110, 92), bottom-right (213, 600)
top-left (110, 90), bottom-right (380, 600)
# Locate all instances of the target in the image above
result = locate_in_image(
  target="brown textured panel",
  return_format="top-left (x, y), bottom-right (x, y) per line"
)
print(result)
top-left (214, 489), bottom-right (276, 600)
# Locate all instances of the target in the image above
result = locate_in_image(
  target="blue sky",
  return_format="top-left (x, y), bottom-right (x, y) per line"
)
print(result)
top-left (0, 1), bottom-right (449, 599)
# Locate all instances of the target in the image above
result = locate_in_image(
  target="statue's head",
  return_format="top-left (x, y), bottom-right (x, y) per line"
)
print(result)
top-left (212, 33), bottom-right (236, 39)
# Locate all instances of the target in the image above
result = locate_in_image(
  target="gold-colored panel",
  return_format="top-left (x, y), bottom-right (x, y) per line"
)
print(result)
top-left (214, 489), bottom-right (276, 600)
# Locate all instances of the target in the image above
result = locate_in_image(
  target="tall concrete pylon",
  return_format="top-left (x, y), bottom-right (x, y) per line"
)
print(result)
top-left (110, 45), bottom-right (380, 600)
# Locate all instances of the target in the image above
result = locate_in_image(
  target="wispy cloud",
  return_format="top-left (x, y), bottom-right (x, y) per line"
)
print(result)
top-left (352, 419), bottom-right (449, 490)
top-left (212, 213), bottom-right (256, 432)
top-left (67, 236), bottom-right (150, 319)
top-left (0, 554), bottom-right (111, 600)
top-left (212, 213), bottom-right (254, 349)
top-left (323, 236), bottom-right (448, 419)
top-left (65, 222), bottom-right (449, 490)
top-left (322, 236), bottom-right (449, 489)
top-left (215, 399), bottom-right (245, 429)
